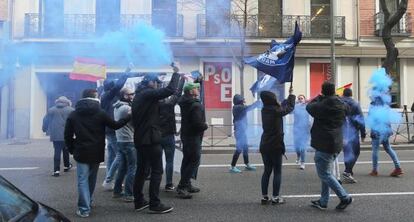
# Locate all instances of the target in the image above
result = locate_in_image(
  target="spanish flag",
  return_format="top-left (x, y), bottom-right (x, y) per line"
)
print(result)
top-left (336, 83), bottom-right (352, 96)
top-left (70, 58), bottom-right (107, 82)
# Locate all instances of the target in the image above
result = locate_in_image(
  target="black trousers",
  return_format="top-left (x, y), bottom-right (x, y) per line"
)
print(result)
top-left (179, 135), bottom-right (202, 188)
top-left (133, 144), bottom-right (163, 207)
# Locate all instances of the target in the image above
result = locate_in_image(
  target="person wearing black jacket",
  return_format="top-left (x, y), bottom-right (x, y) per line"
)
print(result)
top-left (306, 82), bottom-right (352, 211)
top-left (101, 70), bottom-right (129, 190)
top-left (229, 94), bottom-right (261, 173)
top-left (132, 67), bottom-right (180, 214)
top-left (176, 82), bottom-right (208, 199)
top-left (159, 77), bottom-right (185, 192)
top-left (64, 89), bottom-right (130, 218)
top-left (259, 90), bottom-right (295, 205)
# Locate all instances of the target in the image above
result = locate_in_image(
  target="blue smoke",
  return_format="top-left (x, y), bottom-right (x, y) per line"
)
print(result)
top-left (366, 68), bottom-right (401, 139)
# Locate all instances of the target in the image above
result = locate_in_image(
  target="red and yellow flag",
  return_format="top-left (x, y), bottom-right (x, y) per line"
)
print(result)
top-left (70, 58), bottom-right (107, 82)
top-left (336, 83), bottom-right (352, 96)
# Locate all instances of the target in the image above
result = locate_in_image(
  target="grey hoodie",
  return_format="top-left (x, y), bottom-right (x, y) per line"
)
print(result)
top-left (114, 100), bottom-right (134, 142)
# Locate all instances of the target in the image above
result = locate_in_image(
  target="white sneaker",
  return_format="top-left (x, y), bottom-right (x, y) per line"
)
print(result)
top-left (300, 163), bottom-right (305, 170)
top-left (102, 181), bottom-right (114, 190)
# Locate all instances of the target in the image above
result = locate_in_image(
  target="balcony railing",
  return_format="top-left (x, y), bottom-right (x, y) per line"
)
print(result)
top-left (374, 12), bottom-right (412, 37)
top-left (197, 14), bottom-right (345, 39)
top-left (24, 13), bottom-right (183, 38)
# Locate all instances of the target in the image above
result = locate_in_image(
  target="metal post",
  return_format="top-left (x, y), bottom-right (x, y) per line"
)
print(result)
top-left (330, 0), bottom-right (336, 84)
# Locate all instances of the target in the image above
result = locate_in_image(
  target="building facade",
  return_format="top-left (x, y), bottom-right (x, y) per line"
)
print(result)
top-left (1, 0), bottom-right (413, 139)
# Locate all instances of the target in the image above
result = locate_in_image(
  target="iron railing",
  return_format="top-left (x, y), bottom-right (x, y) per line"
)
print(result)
top-left (197, 14), bottom-right (345, 39)
top-left (374, 12), bottom-right (412, 36)
top-left (24, 13), bottom-right (184, 38)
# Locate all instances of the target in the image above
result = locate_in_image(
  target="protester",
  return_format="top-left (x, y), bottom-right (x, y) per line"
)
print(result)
top-left (159, 77), bottom-right (185, 192)
top-left (64, 89), bottom-right (131, 218)
top-left (132, 66), bottom-right (180, 214)
top-left (176, 82), bottom-right (208, 199)
top-left (42, 96), bottom-right (74, 177)
top-left (259, 89), bottom-right (295, 205)
top-left (293, 94), bottom-right (310, 170)
top-left (306, 81), bottom-right (352, 210)
top-left (112, 87), bottom-right (136, 202)
top-left (369, 96), bottom-right (403, 177)
top-left (341, 88), bottom-right (366, 183)
top-left (101, 70), bottom-right (129, 190)
top-left (229, 94), bottom-right (261, 173)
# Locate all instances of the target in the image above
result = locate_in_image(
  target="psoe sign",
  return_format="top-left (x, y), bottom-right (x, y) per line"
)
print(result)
top-left (203, 62), bottom-right (232, 109)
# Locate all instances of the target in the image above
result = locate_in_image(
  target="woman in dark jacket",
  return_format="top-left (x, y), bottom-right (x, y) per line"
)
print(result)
top-left (259, 90), bottom-right (295, 205)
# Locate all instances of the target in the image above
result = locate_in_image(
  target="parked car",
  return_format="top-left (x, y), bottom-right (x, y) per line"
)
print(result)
top-left (0, 175), bottom-right (70, 222)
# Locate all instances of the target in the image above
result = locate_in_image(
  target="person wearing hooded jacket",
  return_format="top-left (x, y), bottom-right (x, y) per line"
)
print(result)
top-left (176, 82), bottom-right (208, 199)
top-left (259, 89), bottom-right (295, 205)
top-left (131, 67), bottom-right (180, 214)
top-left (229, 94), bottom-right (261, 173)
top-left (64, 89), bottom-right (131, 218)
top-left (306, 81), bottom-right (352, 211)
top-left (42, 96), bottom-right (74, 177)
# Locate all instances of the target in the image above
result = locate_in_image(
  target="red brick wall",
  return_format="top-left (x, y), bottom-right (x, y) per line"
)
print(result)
top-left (0, 0), bottom-right (7, 21)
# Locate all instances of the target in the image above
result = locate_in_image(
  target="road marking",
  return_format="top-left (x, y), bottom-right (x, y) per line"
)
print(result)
top-left (0, 167), bottom-right (39, 171)
top-left (284, 192), bottom-right (414, 198)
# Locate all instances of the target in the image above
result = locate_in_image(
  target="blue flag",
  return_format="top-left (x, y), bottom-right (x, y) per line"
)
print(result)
top-left (249, 74), bottom-right (278, 95)
top-left (245, 22), bottom-right (302, 83)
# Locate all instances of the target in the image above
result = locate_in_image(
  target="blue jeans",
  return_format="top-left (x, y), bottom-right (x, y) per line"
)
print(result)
top-left (371, 137), bottom-right (400, 171)
top-left (261, 153), bottom-right (282, 197)
top-left (76, 162), bottom-right (99, 214)
top-left (314, 151), bottom-right (349, 206)
top-left (52, 141), bottom-right (70, 172)
top-left (295, 147), bottom-right (306, 163)
top-left (105, 134), bottom-right (119, 182)
top-left (343, 139), bottom-right (360, 174)
top-left (231, 132), bottom-right (249, 166)
top-left (114, 142), bottom-right (137, 196)
top-left (161, 134), bottom-right (175, 185)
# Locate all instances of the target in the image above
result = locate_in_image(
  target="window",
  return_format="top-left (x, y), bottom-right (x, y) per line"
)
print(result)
top-left (206, 0), bottom-right (231, 36)
top-left (310, 0), bottom-right (331, 37)
top-left (96, 0), bottom-right (121, 34)
top-left (258, 0), bottom-right (283, 37)
top-left (152, 0), bottom-right (177, 37)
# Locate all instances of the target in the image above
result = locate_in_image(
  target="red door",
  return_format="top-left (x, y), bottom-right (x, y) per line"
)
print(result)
top-left (310, 63), bottom-right (331, 99)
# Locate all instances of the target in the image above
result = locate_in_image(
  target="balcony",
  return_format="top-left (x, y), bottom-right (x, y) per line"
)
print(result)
top-left (24, 13), bottom-right (183, 38)
top-left (374, 12), bottom-right (412, 37)
top-left (197, 14), bottom-right (345, 39)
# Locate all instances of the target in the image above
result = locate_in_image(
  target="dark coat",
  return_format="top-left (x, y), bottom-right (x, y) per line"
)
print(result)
top-left (42, 102), bottom-right (74, 141)
top-left (178, 94), bottom-right (208, 138)
top-left (259, 92), bottom-right (295, 155)
top-left (159, 78), bottom-right (185, 137)
top-left (132, 73), bottom-right (180, 147)
top-left (341, 96), bottom-right (366, 140)
top-left (306, 95), bottom-right (347, 154)
top-left (64, 98), bottom-right (130, 164)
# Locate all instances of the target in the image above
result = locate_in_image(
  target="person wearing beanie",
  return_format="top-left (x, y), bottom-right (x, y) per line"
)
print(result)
top-left (42, 96), bottom-right (74, 177)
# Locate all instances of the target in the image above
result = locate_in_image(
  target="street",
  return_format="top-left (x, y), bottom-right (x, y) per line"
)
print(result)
top-left (1, 140), bottom-right (414, 222)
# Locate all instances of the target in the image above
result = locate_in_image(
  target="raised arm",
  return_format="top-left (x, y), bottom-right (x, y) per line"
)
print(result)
top-left (277, 94), bottom-right (296, 116)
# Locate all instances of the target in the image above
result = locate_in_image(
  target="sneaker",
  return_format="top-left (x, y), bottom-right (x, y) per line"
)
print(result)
top-left (149, 203), bottom-right (173, 214)
top-left (300, 163), bottom-right (305, 170)
top-left (369, 170), bottom-right (378, 176)
top-left (310, 200), bottom-right (327, 210)
top-left (229, 166), bottom-right (242, 173)
top-left (390, 168), bottom-right (403, 177)
top-left (335, 196), bottom-right (353, 210)
top-left (52, 171), bottom-right (60, 177)
top-left (63, 164), bottom-right (73, 172)
top-left (102, 181), bottom-right (114, 191)
top-left (165, 184), bottom-right (175, 192)
top-left (295, 158), bottom-right (300, 165)
top-left (123, 196), bottom-right (134, 202)
top-left (112, 193), bottom-right (122, 199)
top-left (261, 196), bottom-right (270, 205)
top-left (76, 210), bottom-right (89, 218)
top-left (271, 196), bottom-right (285, 205)
top-left (176, 188), bottom-right (192, 199)
top-left (134, 200), bottom-right (149, 212)
top-left (187, 185), bottom-right (200, 193)
top-left (342, 172), bottom-right (357, 183)
top-left (245, 164), bottom-right (256, 171)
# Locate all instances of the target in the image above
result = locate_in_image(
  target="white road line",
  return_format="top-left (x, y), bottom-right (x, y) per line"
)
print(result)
top-left (285, 192), bottom-right (414, 198)
top-left (0, 167), bottom-right (39, 171)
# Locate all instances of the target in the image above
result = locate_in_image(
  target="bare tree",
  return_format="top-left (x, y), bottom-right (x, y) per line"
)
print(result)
top-left (379, 0), bottom-right (408, 74)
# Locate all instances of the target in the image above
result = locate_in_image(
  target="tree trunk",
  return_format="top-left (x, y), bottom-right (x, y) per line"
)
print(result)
top-left (380, 0), bottom-right (408, 74)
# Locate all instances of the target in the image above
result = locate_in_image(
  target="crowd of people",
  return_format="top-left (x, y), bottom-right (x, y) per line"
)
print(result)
top-left (42, 67), bottom-right (406, 217)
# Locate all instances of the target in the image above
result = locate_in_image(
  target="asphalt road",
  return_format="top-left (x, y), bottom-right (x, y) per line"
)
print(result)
top-left (1, 140), bottom-right (414, 222)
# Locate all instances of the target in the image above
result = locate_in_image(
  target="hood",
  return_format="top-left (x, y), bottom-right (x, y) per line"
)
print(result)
top-left (114, 100), bottom-right (130, 109)
top-left (75, 98), bottom-right (101, 115)
top-left (55, 101), bottom-right (69, 108)
top-left (55, 96), bottom-right (71, 107)
top-left (260, 91), bottom-right (278, 106)
top-left (103, 79), bottom-right (115, 91)
top-left (178, 94), bottom-right (198, 107)
top-left (233, 94), bottom-right (244, 105)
